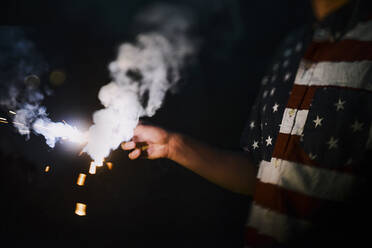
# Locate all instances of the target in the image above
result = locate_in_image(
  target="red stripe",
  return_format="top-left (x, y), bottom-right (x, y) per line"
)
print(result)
top-left (272, 133), bottom-right (356, 173)
top-left (254, 181), bottom-right (341, 220)
top-left (303, 40), bottom-right (372, 62)
top-left (244, 226), bottom-right (278, 247)
top-left (287, 85), bottom-right (319, 109)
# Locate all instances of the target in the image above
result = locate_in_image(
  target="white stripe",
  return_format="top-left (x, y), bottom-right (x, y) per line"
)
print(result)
top-left (279, 108), bottom-right (308, 135)
top-left (314, 20), bottom-right (372, 42)
top-left (257, 159), bottom-right (356, 201)
top-left (294, 60), bottom-right (372, 91)
top-left (247, 203), bottom-right (311, 243)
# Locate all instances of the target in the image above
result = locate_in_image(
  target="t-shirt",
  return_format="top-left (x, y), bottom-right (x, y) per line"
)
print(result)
top-left (240, 4), bottom-right (372, 247)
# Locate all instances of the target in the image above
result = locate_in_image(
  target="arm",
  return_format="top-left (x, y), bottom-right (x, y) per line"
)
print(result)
top-left (121, 124), bottom-right (258, 196)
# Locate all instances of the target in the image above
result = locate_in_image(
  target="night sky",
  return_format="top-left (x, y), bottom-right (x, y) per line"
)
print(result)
top-left (1, 1), bottom-right (311, 247)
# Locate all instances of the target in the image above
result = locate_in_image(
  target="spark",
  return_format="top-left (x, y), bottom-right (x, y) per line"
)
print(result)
top-left (13, 121), bottom-right (26, 127)
top-left (76, 173), bottom-right (86, 186)
top-left (45, 165), bottom-right (50, 172)
top-left (9, 110), bottom-right (16, 115)
top-left (89, 162), bottom-right (96, 174)
top-left (0, 117), bottom-right (7, 121)
top-left (0, 120), bottom-right (9, 124)
top-left (75, 203), bottom-right (87, 216)
top-left (106, 162), bottom-right (113, 170)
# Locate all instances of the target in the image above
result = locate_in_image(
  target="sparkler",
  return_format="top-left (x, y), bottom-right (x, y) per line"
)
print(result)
top-left (9, 110), bottom-right (16, 115)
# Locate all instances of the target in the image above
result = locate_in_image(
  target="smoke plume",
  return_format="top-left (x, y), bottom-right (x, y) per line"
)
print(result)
top-left (83, 4), bottom-right (197, 164)
top-left (0, 27), bottom-right (84, 148)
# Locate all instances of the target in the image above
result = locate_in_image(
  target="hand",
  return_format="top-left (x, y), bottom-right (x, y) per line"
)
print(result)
top-left (121, 124), bottom-right (173, 160)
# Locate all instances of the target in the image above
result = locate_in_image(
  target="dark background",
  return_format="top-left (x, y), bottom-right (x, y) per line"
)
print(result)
top-left (0, 0), bottom-right (312, 247)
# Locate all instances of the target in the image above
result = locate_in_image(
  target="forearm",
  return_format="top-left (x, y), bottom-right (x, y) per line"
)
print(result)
top-left (168, 133), bottom-right (258, 196)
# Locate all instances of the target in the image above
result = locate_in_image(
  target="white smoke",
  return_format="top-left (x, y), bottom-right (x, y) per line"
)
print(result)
top-left (0, 27), bottom-right (86, 149)
top-left (83, 4), bottom-right (197, 164)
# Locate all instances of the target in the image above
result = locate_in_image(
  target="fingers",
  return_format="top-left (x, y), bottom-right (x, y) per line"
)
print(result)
top-left (121, 141), bottom-right (136, 150)
top-left (128, 148), bottom-right (141, 160)
top-left (121, 141), bottom-right (148, 160)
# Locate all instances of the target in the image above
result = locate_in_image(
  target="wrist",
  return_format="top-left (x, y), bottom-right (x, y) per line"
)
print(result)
top-left (167, 132), bottom-right (183, 161)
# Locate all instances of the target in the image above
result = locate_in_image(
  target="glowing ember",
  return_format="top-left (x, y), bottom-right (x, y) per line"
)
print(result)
top-left (13, 121), bottom-right (26, 126)
top-left (75, 203), bottom-right (87, 216)
top-left (9, 110), bottom-right (16, 115)
top-left (106, 162), bottom-right (113, 170)
top-left (77, 173), bottom-right (86, 186)
top-left (44, 165), bottom-right (50, 172)
top-left (89, 162), bottom-right (96, 174)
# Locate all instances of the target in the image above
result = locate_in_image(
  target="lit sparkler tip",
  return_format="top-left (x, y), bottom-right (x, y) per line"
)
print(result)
top-left (75, 203), bottom-right (87, 216)
top-left (45, 165), bottom-right (50, 172)
top-left (9, 110), bottom-right (16, 115)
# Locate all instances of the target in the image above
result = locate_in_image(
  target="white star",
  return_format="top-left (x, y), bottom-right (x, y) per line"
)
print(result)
top-left (271, 75), bottom-right (277, 82)
top-left (250, 121), bottom-right (255, 129)
top-left (346, 158), bottom-right (353, 165)
top-left (350, 120), bottom-right (363, 132)
top-left (261, 76), bottom-right (269, 85)
top-left (284, 72), bottom-right (291, 81)
top-left (308, 153), bottom-right (317, 160)
top-left (263, 90), bottom-right (268, 98)
top-left (313, 115), bottom-right (323, 128)
top-left (327, 137), bottom-right (339, 149)
top-left (283, 60), bottom-right (289, 68)
top-left (283, 48), bottom-right (292, 57)
top-left (272, 103), bottom-right (279, 113)
top-left (295, 42), bottom-right (302, 52)
top-left (252, 141), bottom-right (259, 150)
top-left (265, 136), bottom-right (273, 146)
top-left (270, 87), bottom-right (276, 96)
top-left (334, 98), bottom-right (346, 111)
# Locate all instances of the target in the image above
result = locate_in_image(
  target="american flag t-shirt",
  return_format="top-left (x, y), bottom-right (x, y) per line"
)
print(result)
top-left (241, 13), bottom-right (372, 247)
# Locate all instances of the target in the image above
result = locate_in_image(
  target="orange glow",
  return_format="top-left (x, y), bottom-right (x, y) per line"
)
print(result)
top-left (89, 162), bottom-right (96, 174)
top-left (75, 203), bottom-right (86, 216)
top-left (106, 162), bottom-right (113, 170)
top-left (77, 173), bottom-right (86, 186)
top-left (45, 165), bottom-right (50, 172)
